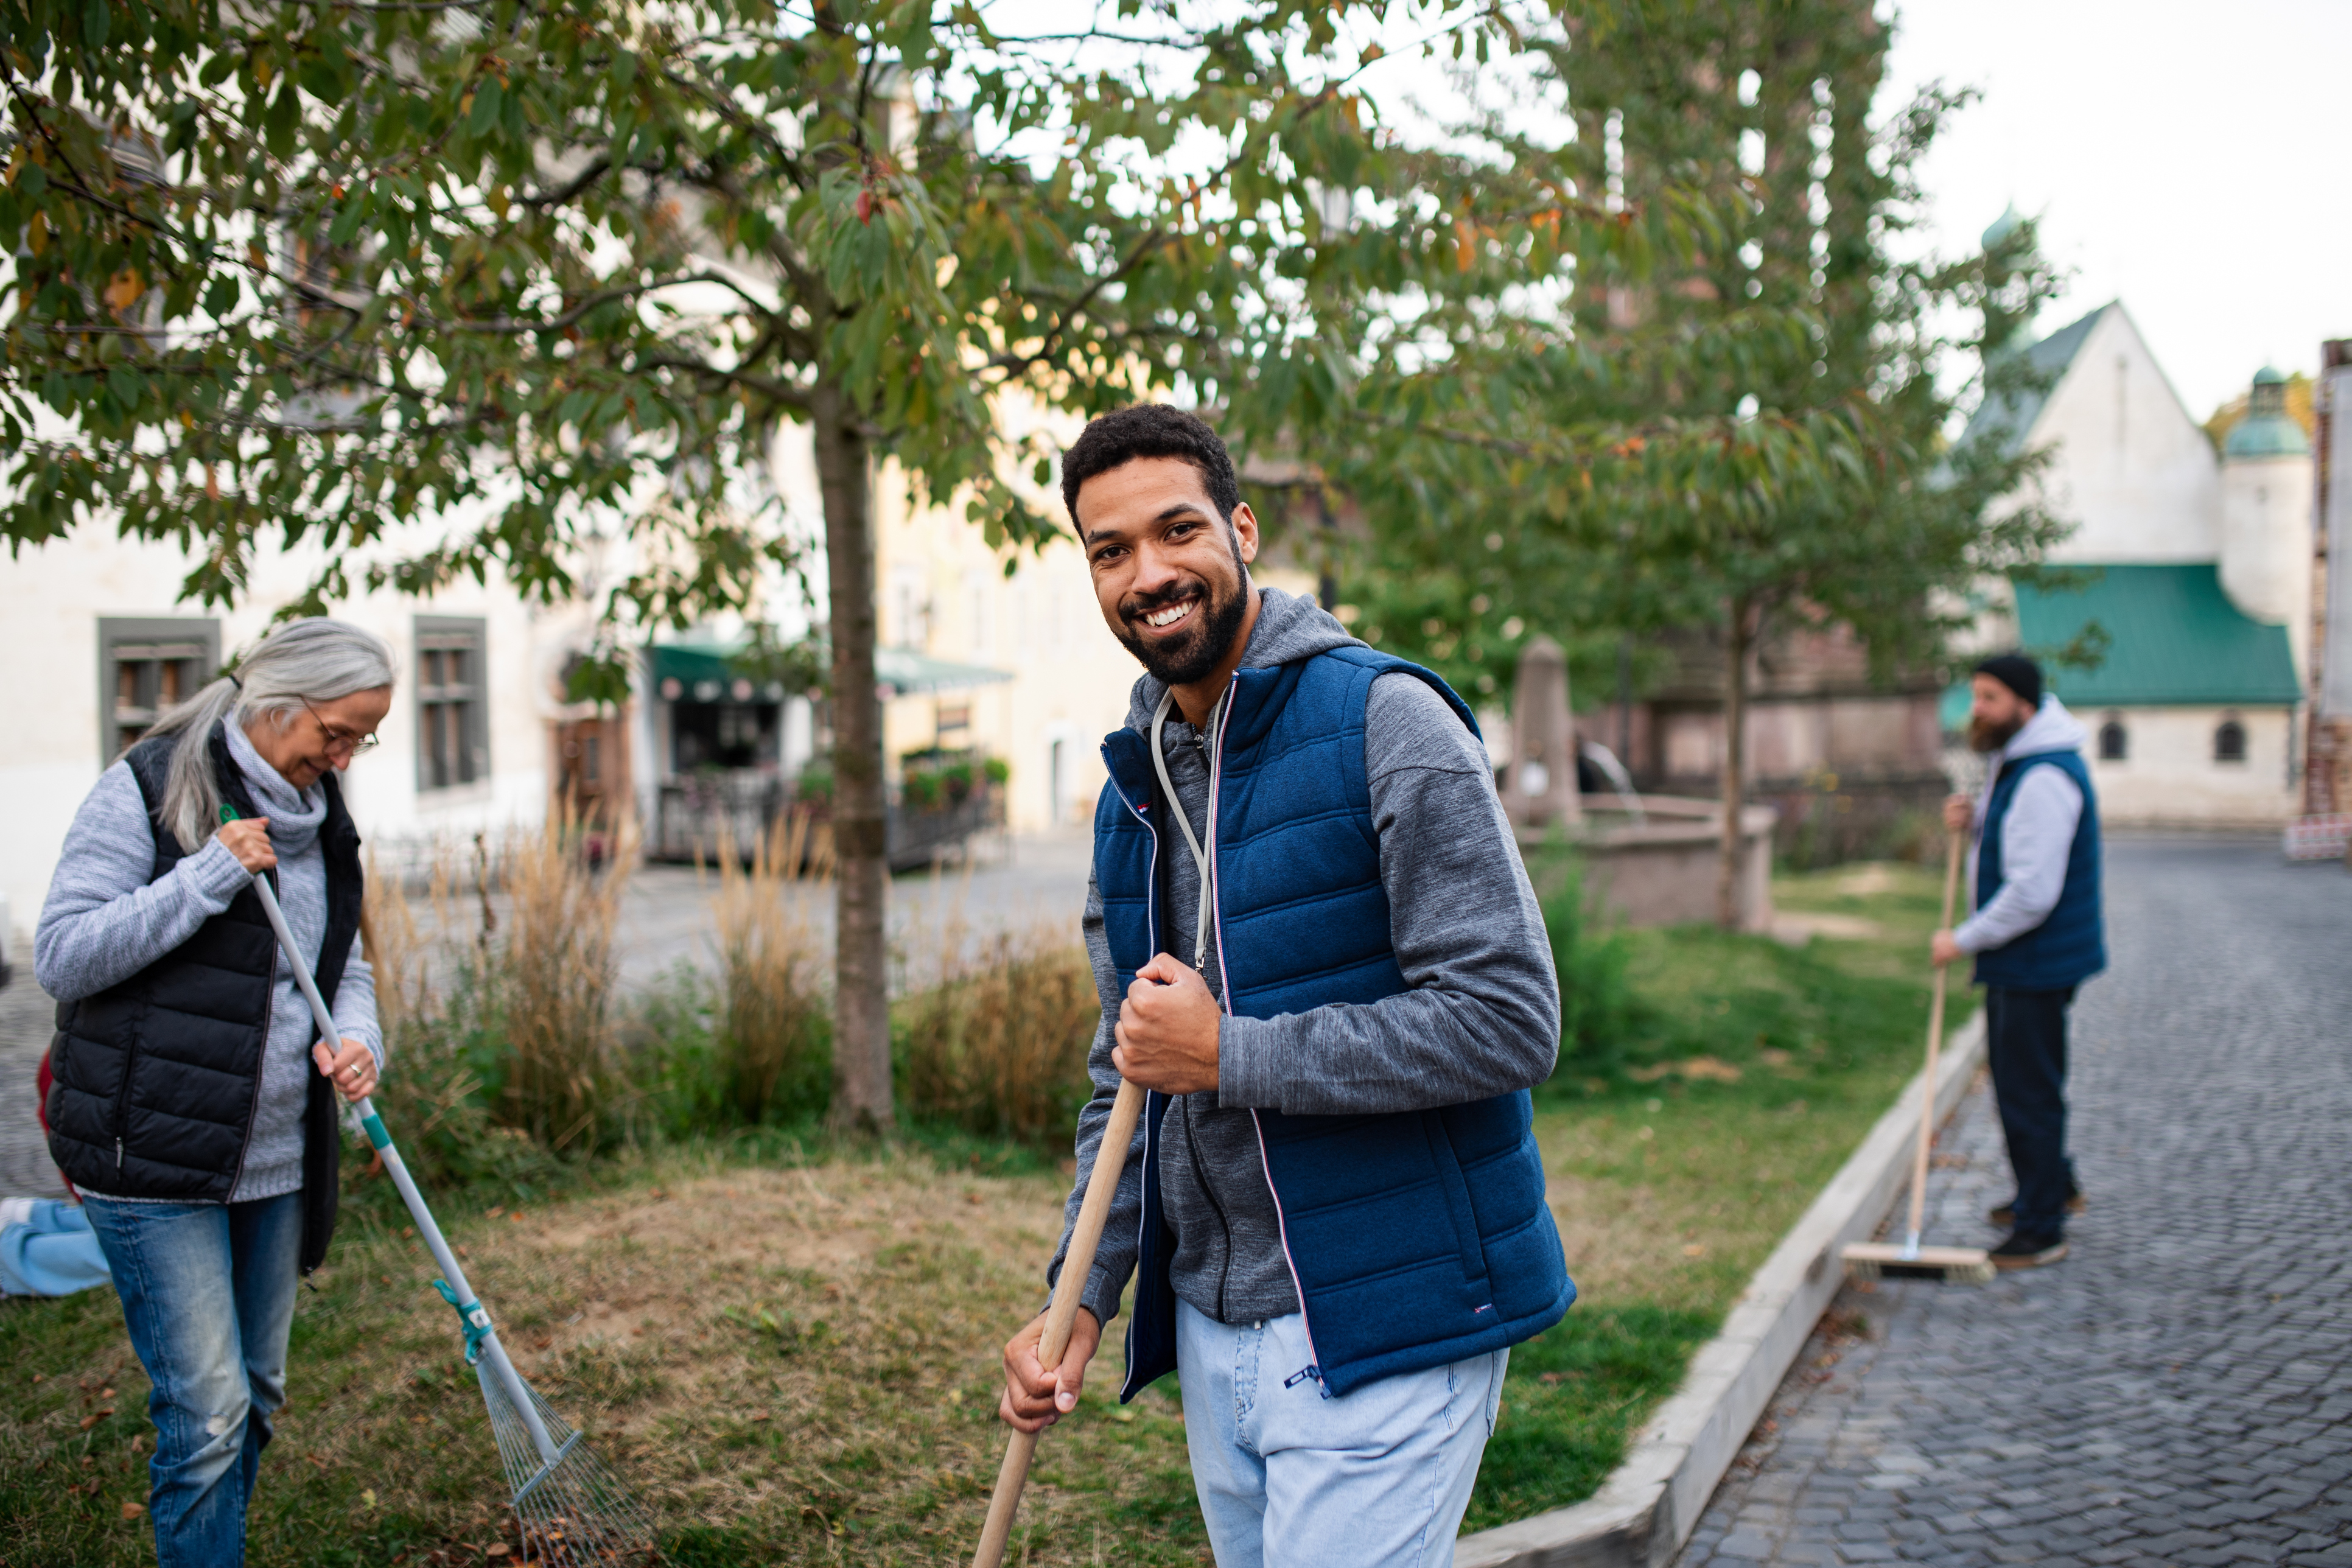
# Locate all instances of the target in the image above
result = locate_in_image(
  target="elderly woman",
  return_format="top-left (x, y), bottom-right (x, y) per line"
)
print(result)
top-left (37, 618), bottom-right (395, 1568)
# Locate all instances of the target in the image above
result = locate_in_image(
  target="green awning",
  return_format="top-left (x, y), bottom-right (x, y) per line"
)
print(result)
top-left (645, 640), bottom-right (1012, 702)
top-left (873, 646), bottom-right (1013, 697)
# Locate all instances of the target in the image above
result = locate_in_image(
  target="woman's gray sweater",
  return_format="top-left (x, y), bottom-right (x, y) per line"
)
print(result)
top-left (34, 724), bottom-right (381, 1202)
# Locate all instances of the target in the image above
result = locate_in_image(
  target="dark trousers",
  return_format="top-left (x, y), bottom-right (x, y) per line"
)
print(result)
top-left (1984, 985), bottom-right (2078, 1237)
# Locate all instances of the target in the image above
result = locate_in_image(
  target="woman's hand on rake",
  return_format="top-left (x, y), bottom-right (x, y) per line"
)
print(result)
top-left (216, 816), bottom-right (276, 873)
top-left (313, 1037), bottom-right (379, 1104)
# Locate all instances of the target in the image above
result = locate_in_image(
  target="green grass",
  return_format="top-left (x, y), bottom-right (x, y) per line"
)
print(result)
top-left (1461, 856), bottom-right (1969, 1531)
top-left (1, 862), bottom-right (1964, 1563)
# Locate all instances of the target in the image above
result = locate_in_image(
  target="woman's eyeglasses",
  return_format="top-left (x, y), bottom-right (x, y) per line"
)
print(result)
top-left (301, 696), bottom-right (382, 757)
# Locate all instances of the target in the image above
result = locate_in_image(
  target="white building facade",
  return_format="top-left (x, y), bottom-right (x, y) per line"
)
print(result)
top-left (1963, 298), bottom-right (2309, 831)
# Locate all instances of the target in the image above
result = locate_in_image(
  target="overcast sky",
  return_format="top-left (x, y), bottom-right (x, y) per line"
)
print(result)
top-left (1880, 0), bottom-right (2351, 421)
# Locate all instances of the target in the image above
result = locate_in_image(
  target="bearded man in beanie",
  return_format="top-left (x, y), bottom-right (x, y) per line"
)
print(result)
top-left (998, 405), bottom-right (1572, 1567)
top-left (1931, 653), bottom-right (2105, 1270)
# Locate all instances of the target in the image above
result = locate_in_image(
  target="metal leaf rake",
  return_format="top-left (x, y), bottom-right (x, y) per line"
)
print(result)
top-left (232, 811), bottom-right (656, 1563)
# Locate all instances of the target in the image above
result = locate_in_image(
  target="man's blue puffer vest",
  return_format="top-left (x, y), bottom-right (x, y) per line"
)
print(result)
top-left (1094, 645), bottom-right (1573, 1400)
top-left (1972, 749), bottom-right (2105, 991)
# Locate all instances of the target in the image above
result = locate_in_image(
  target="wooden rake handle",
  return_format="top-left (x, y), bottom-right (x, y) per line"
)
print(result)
top-left (1906, 830), bottom-right (1967, 1245)
top-left (970, 1078), bottom-right (1147, 1568)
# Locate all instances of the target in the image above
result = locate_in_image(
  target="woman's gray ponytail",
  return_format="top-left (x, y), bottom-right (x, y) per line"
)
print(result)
top-left (144, 618), bottom-right (398, 852)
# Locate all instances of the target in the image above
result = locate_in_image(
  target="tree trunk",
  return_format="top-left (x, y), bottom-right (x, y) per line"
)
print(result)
top-left (1717, 595), bottom-right (1755, 930)
top-left (813, 386), bottom-right (893, 1133)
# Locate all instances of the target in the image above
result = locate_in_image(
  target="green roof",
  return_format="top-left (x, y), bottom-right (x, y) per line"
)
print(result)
top-left (1981, 203), bottom-right (2026, 251)
top-left (1958, 303), bottom-right (2110, 460)
top-left (2225, 415), bottom-right (2311, 458)
top-left (2014, 564), bottom-right (2301, 708)
top-left (1939, 678), bottom-right (1973, 732)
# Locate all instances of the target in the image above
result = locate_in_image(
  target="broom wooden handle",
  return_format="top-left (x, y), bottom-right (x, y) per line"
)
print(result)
top-left (1907, 830), bottom-right (1967, 1245)
top-left (971, 1077), bottom-right (1147, 1568)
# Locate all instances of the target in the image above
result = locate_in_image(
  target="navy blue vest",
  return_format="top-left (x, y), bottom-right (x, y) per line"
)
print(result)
top-left (1094, 646), bottom-right (1573, 1399)
top-left (1972, 749), bottom-right (2105, 991)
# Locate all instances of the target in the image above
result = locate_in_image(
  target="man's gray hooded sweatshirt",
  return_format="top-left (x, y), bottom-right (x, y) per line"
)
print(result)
top-left (1050, 586), bottom-right (1559, 1331)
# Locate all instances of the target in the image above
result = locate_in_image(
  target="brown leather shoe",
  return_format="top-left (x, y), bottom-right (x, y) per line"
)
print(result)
top-left (1987, 1188), bottom-right (2085, 1228)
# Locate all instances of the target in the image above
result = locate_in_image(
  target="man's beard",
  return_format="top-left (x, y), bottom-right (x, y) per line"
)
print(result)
top-left (1115, 569), bottom-right (1251, 688)
top-left (1968, 712), bottom-right (2026, 754)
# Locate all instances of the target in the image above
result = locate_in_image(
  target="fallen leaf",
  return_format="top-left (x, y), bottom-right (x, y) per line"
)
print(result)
top-left (121, 1500), bottom-right (145, 1519)
top-left (487, 1547), bottom-right (511, 1559)
top-left (749, 1410), bottom-right (771, 1422)
top-left (1682, 1243), bottom-right (1706, 1257)
top-left (101, 1387), bottom-right (116, 1398)
top-left (362, 1487), bottom-right (377, 1509)
top-left (80, 1409), bottom-right (114, 1430)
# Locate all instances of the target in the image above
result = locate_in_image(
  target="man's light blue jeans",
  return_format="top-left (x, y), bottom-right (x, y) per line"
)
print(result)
top-left (82, 1192), bottom-right (304, 1568)
top-left (1176, 1300), bottom-right (1508, 1568)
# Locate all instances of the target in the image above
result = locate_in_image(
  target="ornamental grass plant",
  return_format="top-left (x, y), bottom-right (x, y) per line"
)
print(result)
top-left (709, 815), bottom-right (831, 1127)
top-left (494, 806), bottom-right (637, 1152)
top-left (897, 918), bottom-right (1099, 1147)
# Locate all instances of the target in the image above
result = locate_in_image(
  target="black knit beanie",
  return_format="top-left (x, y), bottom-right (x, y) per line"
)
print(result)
top-left (1973, 653), bottom-right (2042, 707)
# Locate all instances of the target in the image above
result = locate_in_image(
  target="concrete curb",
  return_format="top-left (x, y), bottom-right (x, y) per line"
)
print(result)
top-left (1455, 1012), bottom-right (1989, 1568)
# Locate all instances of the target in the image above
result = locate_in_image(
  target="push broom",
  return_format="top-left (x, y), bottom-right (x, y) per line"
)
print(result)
top-left (970, 1077), bottom-right (1146, 1568)
top-left (1840, 828), bottom-right (1995, 1286)
top-left (226, 808), bottom-right (655, 1563)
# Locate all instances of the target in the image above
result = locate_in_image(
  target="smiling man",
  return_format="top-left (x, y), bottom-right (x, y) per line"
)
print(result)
top-left (997, 405), bottom-right (1573, 1567)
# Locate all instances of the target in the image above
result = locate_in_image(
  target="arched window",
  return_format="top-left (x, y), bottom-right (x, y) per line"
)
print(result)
top-left (2097, 718), bottom-right (2127, 761)
top-left (2213, 718), bottom-right (2247, 764)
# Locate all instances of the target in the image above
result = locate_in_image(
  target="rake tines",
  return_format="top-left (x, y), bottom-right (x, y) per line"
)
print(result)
top-left (235, 844), bottom-right (658, 1563)
top-left (476, 1355), bottom-right (657, 1566)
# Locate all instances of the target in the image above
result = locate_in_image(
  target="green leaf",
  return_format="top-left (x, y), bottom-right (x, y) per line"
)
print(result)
top-left (468, 77), bottom-right (502, 138)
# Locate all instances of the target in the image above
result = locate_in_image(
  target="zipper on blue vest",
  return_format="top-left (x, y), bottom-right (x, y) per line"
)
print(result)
top-left (1099, 744), bottom-right (1164, 1340)
top-left (1203, 672), bottom-right (1329, 1395)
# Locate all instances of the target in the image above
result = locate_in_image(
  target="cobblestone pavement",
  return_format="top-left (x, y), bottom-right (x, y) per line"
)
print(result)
top-left (1676, 837), bottom-right (2352, 1568)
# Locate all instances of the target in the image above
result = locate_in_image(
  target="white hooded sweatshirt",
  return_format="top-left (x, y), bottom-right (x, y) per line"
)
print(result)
top-left (1955, 696), bottom-right (2089, 957)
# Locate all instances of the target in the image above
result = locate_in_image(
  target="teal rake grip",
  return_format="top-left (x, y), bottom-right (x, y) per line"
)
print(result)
top-left (219, 805), bottom-right (562, 1468)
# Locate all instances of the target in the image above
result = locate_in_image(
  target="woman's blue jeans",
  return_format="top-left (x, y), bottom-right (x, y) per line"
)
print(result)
top-left (82, 1191), bottom-right (304, 1568)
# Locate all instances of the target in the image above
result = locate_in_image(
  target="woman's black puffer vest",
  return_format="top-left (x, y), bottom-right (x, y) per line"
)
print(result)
top-left (45, 726), bottom-right (364, 1273)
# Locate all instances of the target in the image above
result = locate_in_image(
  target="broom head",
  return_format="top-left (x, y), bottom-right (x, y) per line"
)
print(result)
top-left (1840, 1240), bottom-right (1995, 1284)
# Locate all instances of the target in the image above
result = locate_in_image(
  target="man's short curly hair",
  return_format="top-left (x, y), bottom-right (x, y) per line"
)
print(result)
top-left (1059, 404), bottom-right (1241, 530)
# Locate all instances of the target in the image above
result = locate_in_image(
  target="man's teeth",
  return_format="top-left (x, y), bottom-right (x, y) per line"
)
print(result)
top-left (1146, 601), bottom-right (1192, 628)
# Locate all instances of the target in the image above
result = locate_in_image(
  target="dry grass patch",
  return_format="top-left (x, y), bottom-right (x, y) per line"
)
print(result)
top-left (1, 1151), bottom-right (1208, 1567)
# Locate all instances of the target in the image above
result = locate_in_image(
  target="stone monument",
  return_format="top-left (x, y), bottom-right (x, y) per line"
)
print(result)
top-left (1500, 635), bottom-right (1583, 830)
